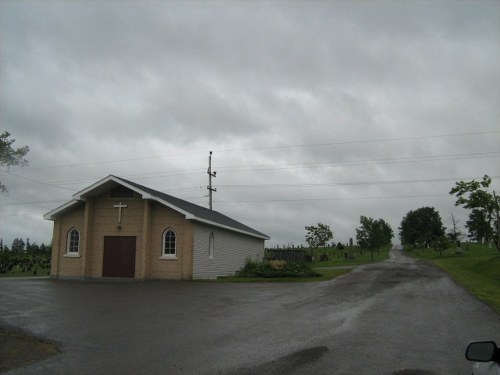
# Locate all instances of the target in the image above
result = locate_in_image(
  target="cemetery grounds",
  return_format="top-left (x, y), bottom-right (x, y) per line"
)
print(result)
top-left (405, 243), bottom-right (500, 314)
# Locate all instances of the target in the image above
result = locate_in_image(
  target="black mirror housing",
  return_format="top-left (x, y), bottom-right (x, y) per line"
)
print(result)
top-left (466, 341), bottom-right (499, 362)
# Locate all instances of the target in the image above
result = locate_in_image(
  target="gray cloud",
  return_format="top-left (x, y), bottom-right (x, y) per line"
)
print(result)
top-left (1, 0), bottom-right (499, 248)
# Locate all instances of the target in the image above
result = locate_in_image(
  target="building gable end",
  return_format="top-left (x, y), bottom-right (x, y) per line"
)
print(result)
top-left (43, 175), bottom-right (269, 241)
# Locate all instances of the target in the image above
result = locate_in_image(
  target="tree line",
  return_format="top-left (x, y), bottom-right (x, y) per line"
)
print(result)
top-left (305, 217), bottom-right (393, 261)
top-left (304, 175), bottom-right (499, 255)
top-left (0, 238), bottom-right (52, 274)
top-left (400, 175), bottom-right (499, 251)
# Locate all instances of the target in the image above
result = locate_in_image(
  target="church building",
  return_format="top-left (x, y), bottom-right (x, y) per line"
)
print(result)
top-left (44, 175), bottom-right (269, 280)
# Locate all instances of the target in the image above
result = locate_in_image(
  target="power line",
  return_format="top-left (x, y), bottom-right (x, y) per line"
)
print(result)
top-left (18, 150), bottom-right (208, 171)
top-left (0, 199), bottom-right (67, 207)
top-left (216, 151), bottom-right (500, 173)
top-left (2, 173), bottom-right (498, 210)
top-left (215, 193), bottom-right (451, 204)
top-left (0, 170), bottom-right (77, 192)
top-left (2, 149), bottom-right (498, 199)
top-left (0, 192), bottom-right (470, 214)
top-left (216, 175), bottom-right (500, 190)
top-left (213, 130), bottom-right (500, 153)
top-left (15, 129), bottom-right (500, 172)
top-left (5, 150), bottom-right (498, 190)
top-left (3, 170), bottom-right (206, 189)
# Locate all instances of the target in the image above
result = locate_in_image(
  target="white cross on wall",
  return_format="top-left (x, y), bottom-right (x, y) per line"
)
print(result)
top-left (113, 202), bottom-right (128, 224)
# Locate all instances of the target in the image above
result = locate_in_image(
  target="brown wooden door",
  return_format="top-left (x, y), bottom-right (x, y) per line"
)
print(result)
top-left (102, 236), bottom-right (136, 278)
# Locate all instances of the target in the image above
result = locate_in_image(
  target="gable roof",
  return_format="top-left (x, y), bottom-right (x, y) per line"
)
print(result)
top-left (44, 175), bottom-right (270, 240)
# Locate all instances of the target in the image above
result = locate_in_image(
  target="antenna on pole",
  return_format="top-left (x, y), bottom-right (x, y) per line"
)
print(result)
top-left (207, 151), bottom-right (217, 210)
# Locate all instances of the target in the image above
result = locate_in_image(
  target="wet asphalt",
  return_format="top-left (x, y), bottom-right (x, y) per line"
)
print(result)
top-left (1, 247), bottom-right (499, 375)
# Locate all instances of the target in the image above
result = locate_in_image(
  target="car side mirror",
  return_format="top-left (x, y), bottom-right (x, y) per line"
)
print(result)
top-left (466, 341), bottom-right (499, 362)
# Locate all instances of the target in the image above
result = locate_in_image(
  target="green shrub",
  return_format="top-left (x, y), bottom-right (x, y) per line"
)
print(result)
top-left (237, 259), bottom-right (320, 278)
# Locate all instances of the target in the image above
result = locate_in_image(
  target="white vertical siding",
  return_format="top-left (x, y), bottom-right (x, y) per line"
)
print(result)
top-left (192, 223), bottom-right (264, 280)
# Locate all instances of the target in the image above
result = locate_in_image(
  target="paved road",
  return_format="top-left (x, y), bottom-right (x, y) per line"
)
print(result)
top-left (1, 246), bottom-right (499, 375)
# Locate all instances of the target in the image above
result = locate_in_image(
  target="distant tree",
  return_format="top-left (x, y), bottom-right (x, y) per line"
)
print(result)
top-left (465, 209), bottom-right (491, 243)
top-left (450, 175), bottom-right (500, 251)
top-left (447, 214), bottom-right (463, 243)
top-left (27, 241), bottom-right (41, 254)
top-left (0, 131), bottom-right (30, 192)
top-left (434, 236), bottom-right (449, 256)
top-left (40, 243), bottom-right (49, 254)
top-left (356, 216), bottom-right (394, 260)
top-left (305, 223), bottom-right (333, 248)
top-left (399, 207), bottom-right (445, 248)
top-left (11, 238), bottom-right (25, 252)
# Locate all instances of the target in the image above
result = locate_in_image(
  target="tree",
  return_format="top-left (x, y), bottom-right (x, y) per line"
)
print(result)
top-left (465, 209), bottom-right (491, 243)
top-left (0, 131), bottom-right (30, 192)
top-left (450, 175), bottom-right (500, 251)
top-left (26, 239), bottom-right (41, 254)
top-left (356, 216), bottom-right (394, 260)
top-left (11, 238), bottom-right (25, 252)
top-left (305, 223), bottom-right (333, 248)
top-left (447, 213), bottom-right (463, 243)
top-left (399, 207), bottom-right (445, 247)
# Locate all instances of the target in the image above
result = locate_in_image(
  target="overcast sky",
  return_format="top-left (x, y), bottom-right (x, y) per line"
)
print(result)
top-left (1, 0), bottom-right (499, 249)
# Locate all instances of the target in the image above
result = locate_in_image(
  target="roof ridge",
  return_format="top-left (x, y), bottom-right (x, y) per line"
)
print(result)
top-left (114, 176), bottom-right (211, 210)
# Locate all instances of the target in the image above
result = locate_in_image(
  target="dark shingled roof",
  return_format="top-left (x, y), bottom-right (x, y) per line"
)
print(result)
top-left (113, 176), bottom-right (269, 240)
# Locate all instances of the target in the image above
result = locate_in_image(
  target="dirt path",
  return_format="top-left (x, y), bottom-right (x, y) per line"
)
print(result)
top-left (0, 328), bottom-right (58, 373)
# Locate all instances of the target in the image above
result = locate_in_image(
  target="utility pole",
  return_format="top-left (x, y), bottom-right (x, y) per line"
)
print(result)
top-left (494, 190), bottom-right (500, 251)
top-left (207, 151), bottom-right (217, 210)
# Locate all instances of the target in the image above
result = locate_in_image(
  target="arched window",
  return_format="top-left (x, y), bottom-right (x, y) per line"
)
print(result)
top-left (209, 232), bottom-right (215, 259)
top-left (67, 228), bottom-right (80, 254)
top-left (162, 228), bottom-right (176, 257)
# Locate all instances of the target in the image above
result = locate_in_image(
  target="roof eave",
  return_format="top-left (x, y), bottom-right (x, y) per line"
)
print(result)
top-left (188, 216), bottom-right (270, 240)
top-left (43, 200), bottom-right (82, 221)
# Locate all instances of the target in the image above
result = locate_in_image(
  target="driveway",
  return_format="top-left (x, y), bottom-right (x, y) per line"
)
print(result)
top-left (1, 247), bottom-right (499, 375)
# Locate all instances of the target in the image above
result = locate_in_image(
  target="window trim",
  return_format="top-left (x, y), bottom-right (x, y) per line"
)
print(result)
top-left (65, 228), bottom-right (81, 257)
top-left (209, 232), bottom-right (215, 259)
top-left (160, 228), bottom-right (177, 259)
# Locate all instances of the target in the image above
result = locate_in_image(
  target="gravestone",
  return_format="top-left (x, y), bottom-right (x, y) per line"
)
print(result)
top-left (267, 249), bottom-right (307, 262)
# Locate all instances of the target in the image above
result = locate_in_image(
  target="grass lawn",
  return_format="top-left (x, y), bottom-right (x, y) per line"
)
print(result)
top-left (405, 244), bottom-right (500, 314)
top-left (0, 266), bottom-right (50, 278)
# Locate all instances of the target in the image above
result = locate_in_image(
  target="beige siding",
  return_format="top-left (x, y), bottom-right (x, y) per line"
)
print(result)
top-left (86, 192), bottom-right (145, 278)
top-left (192, 223), bottom-right (264, 280)
top-left (50, 193), bottom-right (194, 280)
top-left (50, 218), bottom-right (61, 277)
top-left (148, 202), bottom-right (193, 280)
top-left (50, 205), bottom-right (85, 278)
